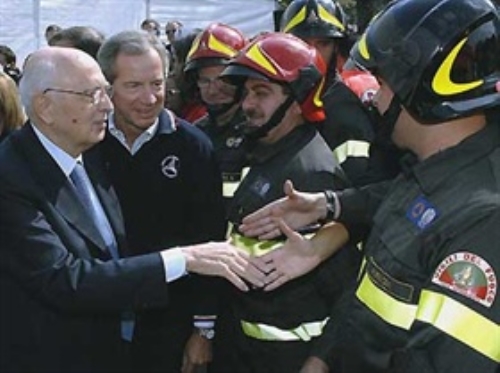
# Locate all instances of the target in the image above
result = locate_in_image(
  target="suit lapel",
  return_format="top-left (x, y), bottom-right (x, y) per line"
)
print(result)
top-left (84, 145), bottom-right (128, 257)
top-left (14, 125), bottom-right (110, 255)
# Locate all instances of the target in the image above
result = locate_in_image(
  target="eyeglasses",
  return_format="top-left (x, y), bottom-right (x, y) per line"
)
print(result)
top-left (43, 85), bottom-right (113, 105)
top-left (197, 76), bottom-right (235, 90)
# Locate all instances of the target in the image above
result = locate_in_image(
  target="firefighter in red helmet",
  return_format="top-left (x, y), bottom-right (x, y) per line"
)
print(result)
top-left (210, 32), bottom-right (360, 373)
top-left (184, 23), bottom-right (249, 213)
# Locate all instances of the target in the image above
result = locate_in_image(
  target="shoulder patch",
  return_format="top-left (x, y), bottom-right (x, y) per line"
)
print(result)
top-left (406, 195), bottom-right (439, 230)
top-left (432, 252), bottom-right (497, 308)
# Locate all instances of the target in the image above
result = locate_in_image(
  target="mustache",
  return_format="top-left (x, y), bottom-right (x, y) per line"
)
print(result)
top-left (243, 109), bottom-right (261, 122)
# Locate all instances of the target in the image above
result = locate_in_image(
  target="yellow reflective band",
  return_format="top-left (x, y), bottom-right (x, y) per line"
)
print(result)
top-left (313, 76), bottom-right (325, 107)
top-left (282, 6), bottom-right (307, 33)
top-left (332, 140), bottom-right (370, 164)
top-left (241, 318), bottom-right (329, 341)
top-left (358, 34), bottom-right (370, 61)
top-left (318, 5), bottom-right (345, 32)
top-left (208, 33), bottom-right (238, 58)
top-left (432, 37), bottom-right (483, 96)
top-left (356, 272), bottom-right (417, 330)
top-left (246, 44), bottom-right (278, 77)
top-left (223, 180), bottom-right (240, 198)
top-left (417, 290), bottom-right (500, 363)
top-left (230, 232), bottom-right (282, 256)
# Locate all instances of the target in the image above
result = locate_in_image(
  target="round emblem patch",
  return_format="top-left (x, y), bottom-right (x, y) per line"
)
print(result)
top-left (432, 252), bottom-right (497, 308)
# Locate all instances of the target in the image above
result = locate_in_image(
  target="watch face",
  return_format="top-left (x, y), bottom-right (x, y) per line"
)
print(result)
top-left (199, 328), bottom-right (215, 340)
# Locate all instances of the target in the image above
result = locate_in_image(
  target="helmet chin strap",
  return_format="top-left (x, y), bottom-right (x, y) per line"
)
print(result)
top-left (206, 84), bottom-right (245, 120)
top-left (369, 95), bottom-right (402, 145)
top-left (244, 95), bottom-right (295, 141)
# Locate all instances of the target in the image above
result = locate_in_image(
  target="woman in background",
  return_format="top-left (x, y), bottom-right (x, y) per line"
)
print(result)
top-left (0, 71), bottom-right (25, 143)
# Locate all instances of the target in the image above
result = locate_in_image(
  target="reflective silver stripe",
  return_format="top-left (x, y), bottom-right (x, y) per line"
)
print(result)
top-left (333, 140), bottom-right (370, 164)
top-left (416, 290), bottom-right (500, 363)
top-left (223, 180), bottom-right (240, 197)
top-left (241, 318), bottom-right (329, 341)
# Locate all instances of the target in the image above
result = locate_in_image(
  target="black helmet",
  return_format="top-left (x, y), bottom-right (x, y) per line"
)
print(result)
top-left (350, 0), bottom-right (500, 124)
top-left (280, 0), bottom-right (347, 39)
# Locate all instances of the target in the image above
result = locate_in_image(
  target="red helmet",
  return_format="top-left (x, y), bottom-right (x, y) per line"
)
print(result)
top-left (184, 23), bottom-right (247, 72)
top-left (221, 32), bottom-right (327, 122)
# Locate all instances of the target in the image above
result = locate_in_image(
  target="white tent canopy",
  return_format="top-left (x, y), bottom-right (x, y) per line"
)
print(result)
top-left (0, 0), bottom-right (275, 66)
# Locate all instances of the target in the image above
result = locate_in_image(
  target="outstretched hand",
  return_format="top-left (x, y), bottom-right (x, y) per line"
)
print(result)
top-left (240, 180), bottom-right (326, 240)
top-left (251, 219), bottom-right (323, 291)
top-left (182, 241), bottom-right (266, 291)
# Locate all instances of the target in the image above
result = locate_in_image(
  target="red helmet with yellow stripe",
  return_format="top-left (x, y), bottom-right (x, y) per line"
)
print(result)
top-left (184, 23), bottom-right (247, 72)
top-left (221, 32), bottom-right (326, 122)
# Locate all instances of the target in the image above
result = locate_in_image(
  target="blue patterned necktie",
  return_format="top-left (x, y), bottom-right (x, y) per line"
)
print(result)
top-left (70, 162), bottom-right (119, 259)
top-left (70, 162), bottom-right (135, 341)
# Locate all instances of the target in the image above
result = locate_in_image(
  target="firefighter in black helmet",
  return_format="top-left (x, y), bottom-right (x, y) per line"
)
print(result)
top-left (240, 0), bottom-right (500, 372)
top-left (280, 0), bottom-right (396, 186)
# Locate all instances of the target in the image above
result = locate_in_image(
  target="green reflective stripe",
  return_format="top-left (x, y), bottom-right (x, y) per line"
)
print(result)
top-left (417, 290), bottom-right (500, 363)
top-left (333, 140), bottom-right (370, 164)
top-left (241, 318), bottom-right (329, 341)
top-left (223, 180), bottom-right (240, 197)
top-left (356, 272), bottom-right (417, 330)
top-left (230, 232), bottom-right (282, 256)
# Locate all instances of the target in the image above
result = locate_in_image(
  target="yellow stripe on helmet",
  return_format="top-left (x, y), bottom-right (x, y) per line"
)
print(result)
top-left (245, 43), bottom-right (278, 76)
top-left (208, 33), bottom-right (238, 58)
top-left (318, 4), bottom-right (345, 31)
top-left (282, 6), bottom-right (307, 33)
top-left (432, 37), bottom-right (483, 96)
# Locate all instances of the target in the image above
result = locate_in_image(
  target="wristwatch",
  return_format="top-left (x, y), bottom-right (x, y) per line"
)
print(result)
top-left (197, 327), bottom-right (215, 340)
top-left (319, 190), bottom-right (337, 224)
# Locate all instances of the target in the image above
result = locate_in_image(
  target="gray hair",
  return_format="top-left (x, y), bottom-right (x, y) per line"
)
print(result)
top-left (18, 55), bottom-right (57, 116)
top-left (97, 30), bottom-right (168, 83)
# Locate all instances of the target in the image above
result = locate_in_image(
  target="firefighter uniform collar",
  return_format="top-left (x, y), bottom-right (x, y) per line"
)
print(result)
top-left (409, 122), bottom-right (500, 194)
top-left (246, 124), bottom-right (315, 165)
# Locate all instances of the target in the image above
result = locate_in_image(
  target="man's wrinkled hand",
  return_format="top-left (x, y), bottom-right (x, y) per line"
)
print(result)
top-left (182, 241), bottom-right (266, 291)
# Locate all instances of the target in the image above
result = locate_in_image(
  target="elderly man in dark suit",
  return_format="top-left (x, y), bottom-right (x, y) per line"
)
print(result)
top-left (0, 46), bottom-right (264, 373)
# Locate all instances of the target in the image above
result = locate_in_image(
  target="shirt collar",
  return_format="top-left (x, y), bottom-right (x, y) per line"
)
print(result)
top-left (107, 109), bottom-right (177, 154)
top-left (31, 123), bottom-right (80, 177)
top-left (108, 112), bottom-right (158, 155)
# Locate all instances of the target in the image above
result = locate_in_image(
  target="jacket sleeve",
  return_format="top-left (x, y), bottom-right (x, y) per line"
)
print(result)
top-left (402, 208), bottom-right (500, 373)
top-left (0, 177), bottom-right (170, 315)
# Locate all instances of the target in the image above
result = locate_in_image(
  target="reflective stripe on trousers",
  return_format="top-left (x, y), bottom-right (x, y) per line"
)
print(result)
top-left (241, 318), bottom-right (329, 342)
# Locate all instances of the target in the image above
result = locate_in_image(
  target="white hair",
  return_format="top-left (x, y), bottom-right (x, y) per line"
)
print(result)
top-left (19, 54), bottom-right (58, 116)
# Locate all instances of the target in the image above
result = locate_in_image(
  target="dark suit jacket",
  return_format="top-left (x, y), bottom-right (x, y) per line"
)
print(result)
top-left (0, 124), bottom-right (170, 373)
top-left (99, 110), bottom-right (227, 371)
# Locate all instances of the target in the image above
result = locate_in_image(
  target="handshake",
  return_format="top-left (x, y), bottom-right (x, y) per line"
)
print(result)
top-left (181, 220), bottom-right (326, 292)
